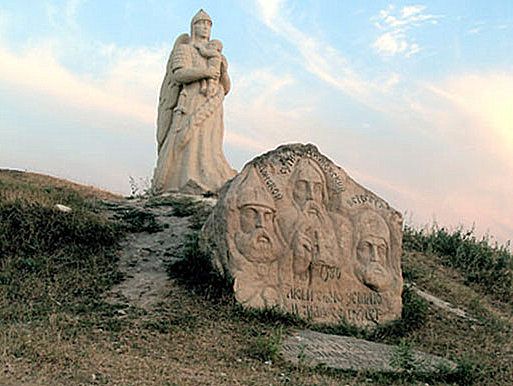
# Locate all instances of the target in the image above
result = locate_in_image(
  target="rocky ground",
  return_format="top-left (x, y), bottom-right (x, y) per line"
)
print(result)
top-left (98, 195), bottom-right (215, 310)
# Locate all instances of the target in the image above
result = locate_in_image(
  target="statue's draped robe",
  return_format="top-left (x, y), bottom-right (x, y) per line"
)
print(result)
top-left (152, 43), bottom-right (235, 193)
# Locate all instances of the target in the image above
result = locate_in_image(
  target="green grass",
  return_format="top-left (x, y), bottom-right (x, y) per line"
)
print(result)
top-left (0, 173), bottom-right (123, 323)
top-left (166, 231), bottom-right (233, 301)
top-left (403, 225), bottom-right (513, 303)
top-left (115, 206), bottom-right (164, 233)
top-left (146, 194), bottom-right (214, 230)
top-left (247, 326), bottom-right (283, 362)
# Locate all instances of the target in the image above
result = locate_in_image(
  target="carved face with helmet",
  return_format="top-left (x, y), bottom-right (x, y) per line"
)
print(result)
top-left (190, 9), bottom-right (212, 41)
top-left (234, 170), bottom-right (280, 263)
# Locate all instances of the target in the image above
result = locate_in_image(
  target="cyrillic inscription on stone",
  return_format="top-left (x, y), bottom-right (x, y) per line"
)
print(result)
top-left (200, 143), bottom-right (403, 326)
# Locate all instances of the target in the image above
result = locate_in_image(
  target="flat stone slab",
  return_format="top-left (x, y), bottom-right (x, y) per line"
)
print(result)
top-left (281, 330), bottom-right (456, 373)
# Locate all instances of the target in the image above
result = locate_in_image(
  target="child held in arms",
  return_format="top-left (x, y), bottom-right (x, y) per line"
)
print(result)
top-left (198, 39), bottom-right (224, 96)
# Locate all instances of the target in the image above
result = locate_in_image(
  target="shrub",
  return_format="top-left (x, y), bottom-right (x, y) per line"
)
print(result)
top-left (0, 186), bottom-right (123, 322)
top-left (403, 225), bottom-right (513, 303)
top-left (166, 231), bottom-right (232, 301)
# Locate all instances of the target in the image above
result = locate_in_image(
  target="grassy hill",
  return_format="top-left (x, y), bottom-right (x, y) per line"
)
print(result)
top-left (1, 170), bottom-right (512, 386)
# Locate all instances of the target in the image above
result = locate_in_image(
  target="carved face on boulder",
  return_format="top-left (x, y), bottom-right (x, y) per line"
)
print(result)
top-left (354, 211), bottom-right (392, 292)
top-left (291, 159), bottom-right (327, 220)
top-left (235, 186), bottom-right (279, 263)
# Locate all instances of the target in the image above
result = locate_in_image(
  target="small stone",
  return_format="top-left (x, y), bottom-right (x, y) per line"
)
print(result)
top-left (55, 204), bottom-right (72, 212)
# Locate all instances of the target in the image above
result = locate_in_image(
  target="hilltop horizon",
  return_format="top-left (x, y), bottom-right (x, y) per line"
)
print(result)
top-left (1, 1), bottom-right (512, 244)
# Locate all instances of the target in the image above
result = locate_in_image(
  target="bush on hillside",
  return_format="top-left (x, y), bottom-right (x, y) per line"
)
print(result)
top-left (0, 184), bottom-right (123, 322)
top-left (403, 225), bottom-right (513, 303)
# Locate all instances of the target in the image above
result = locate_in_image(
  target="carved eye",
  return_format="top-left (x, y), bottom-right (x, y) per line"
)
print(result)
top-left (313, 183), bottom-right (322, 195)
top-left (264, 211), bottom-right (273, 223)
top-left (240, 207), bottom-right (258, 232)
top-left (357, 241), bottom-right (372, 256)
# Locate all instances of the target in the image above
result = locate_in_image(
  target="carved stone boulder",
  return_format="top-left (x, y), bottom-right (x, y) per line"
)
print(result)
top-left (200, 144), bottom-right (403, 327)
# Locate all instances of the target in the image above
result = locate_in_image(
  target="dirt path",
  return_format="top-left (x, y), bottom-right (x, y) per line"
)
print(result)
top-left (102, 196), bottom-right (208, 310)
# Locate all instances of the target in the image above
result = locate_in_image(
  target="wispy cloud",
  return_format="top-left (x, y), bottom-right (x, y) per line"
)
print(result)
top-left (0, 39), bottom-right (165, 126)
top-left (226, 67), bottom-right (316, 152)
top-left (424, 72), bottom-right (513, 157)
top-left (399, 72), bottom-right (513, 243)
top-left (253, 0), bottom-right (378, 104)
top-left (46, 0), bottom-right (85, 30)
top-left (372, 4), bottom-right (441, 58)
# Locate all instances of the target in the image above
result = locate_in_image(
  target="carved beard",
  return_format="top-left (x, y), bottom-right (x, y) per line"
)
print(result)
top-left (302, 200), bottom-right (325, 220)
top-left (235, 228), bottom-right (277, 263)
top-left (361, 262), bottom-right (391, 292)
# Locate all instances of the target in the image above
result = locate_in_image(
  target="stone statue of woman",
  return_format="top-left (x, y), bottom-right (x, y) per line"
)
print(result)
top-left (152, 9), bottom-right (236, 194)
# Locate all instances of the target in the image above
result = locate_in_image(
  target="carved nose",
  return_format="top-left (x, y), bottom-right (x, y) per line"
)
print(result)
top-left (370, 245), bottom-right (379, 262)
top-left (305, 184), bottom-right (314, 200)
top-left (255, 213), bottom-right (263, 228)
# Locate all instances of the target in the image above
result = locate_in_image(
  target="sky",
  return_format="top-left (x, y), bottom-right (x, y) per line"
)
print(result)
top-left (0, 0), bottom-right (512, 245)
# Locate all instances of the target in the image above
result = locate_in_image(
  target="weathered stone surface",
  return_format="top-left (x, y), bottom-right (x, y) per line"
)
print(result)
top-left (152, 9), bottom-right (236, 194)
top-left (200, 143), bottom-right (403, 326)
top-left (281, 330), bottom-right (456, 373)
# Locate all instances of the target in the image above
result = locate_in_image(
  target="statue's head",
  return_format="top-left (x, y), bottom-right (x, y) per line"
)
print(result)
top-left (290, 158), bottom-right (328, 219)
top-left (354, 210), bottom-right (392, 292)
top-left (234, 170), bottom-right (279, 263)
top-left (191, 9), bottom-right (212, 41)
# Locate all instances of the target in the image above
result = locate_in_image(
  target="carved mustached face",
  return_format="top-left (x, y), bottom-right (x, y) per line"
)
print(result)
top-left (292, 162), bottom-right (324, 218)
top-left (356, 234), bottom-right (391, 291)
top-left (193, 19), bottom-right (211, 40)
top-left (235, 204), bottom-right (278, 263)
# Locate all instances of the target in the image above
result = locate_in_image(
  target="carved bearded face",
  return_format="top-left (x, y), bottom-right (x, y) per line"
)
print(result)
top-left (355, 214), bottom-right (392, 292)
top-left (193, 19), bottom-right (212, 41)
top-left (292, 162), bottom-right (325, 219)
top-left (235, 204), bottom-right (278, 263)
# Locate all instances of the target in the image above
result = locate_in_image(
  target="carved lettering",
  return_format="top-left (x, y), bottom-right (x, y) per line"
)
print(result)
top-left (279, 152), bottom-right (297, 174)
top-left (347, 292), bottom-right (383, 306)
top-left (256, 162), bottom-right (283, 200)
top-left (345, 307), bottom-right (382, 322)
top-left (318, 264), bottom-right (342, 282)
top-left (287, 287), bottom-right (314, 302)
top-left (347, 194), bottom-right (389, 209)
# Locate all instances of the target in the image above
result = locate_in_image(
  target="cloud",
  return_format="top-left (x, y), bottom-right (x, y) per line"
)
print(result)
top-left (225, 67), bottom-right (317, 152)
top-left (373, 32), bottom-right (419, 57)
top-left (0, 38), bottom-right (167, 127)
top-left (256, 0), bottom-right (284, 24)
top-left (372, 4), bottom-right (441, 58)
top-left (252, 0), bottom-right (412, 113)
top-left (424, 72), bottom-right (513, 157)
top-left (253, 0), bottom-right (378, 104)
top-left (46, 0), bottom-right (85, 30)
top-left (399, 72), bottom-right (513, 243)
top-left (467, 27), bottom-right (482, 35)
